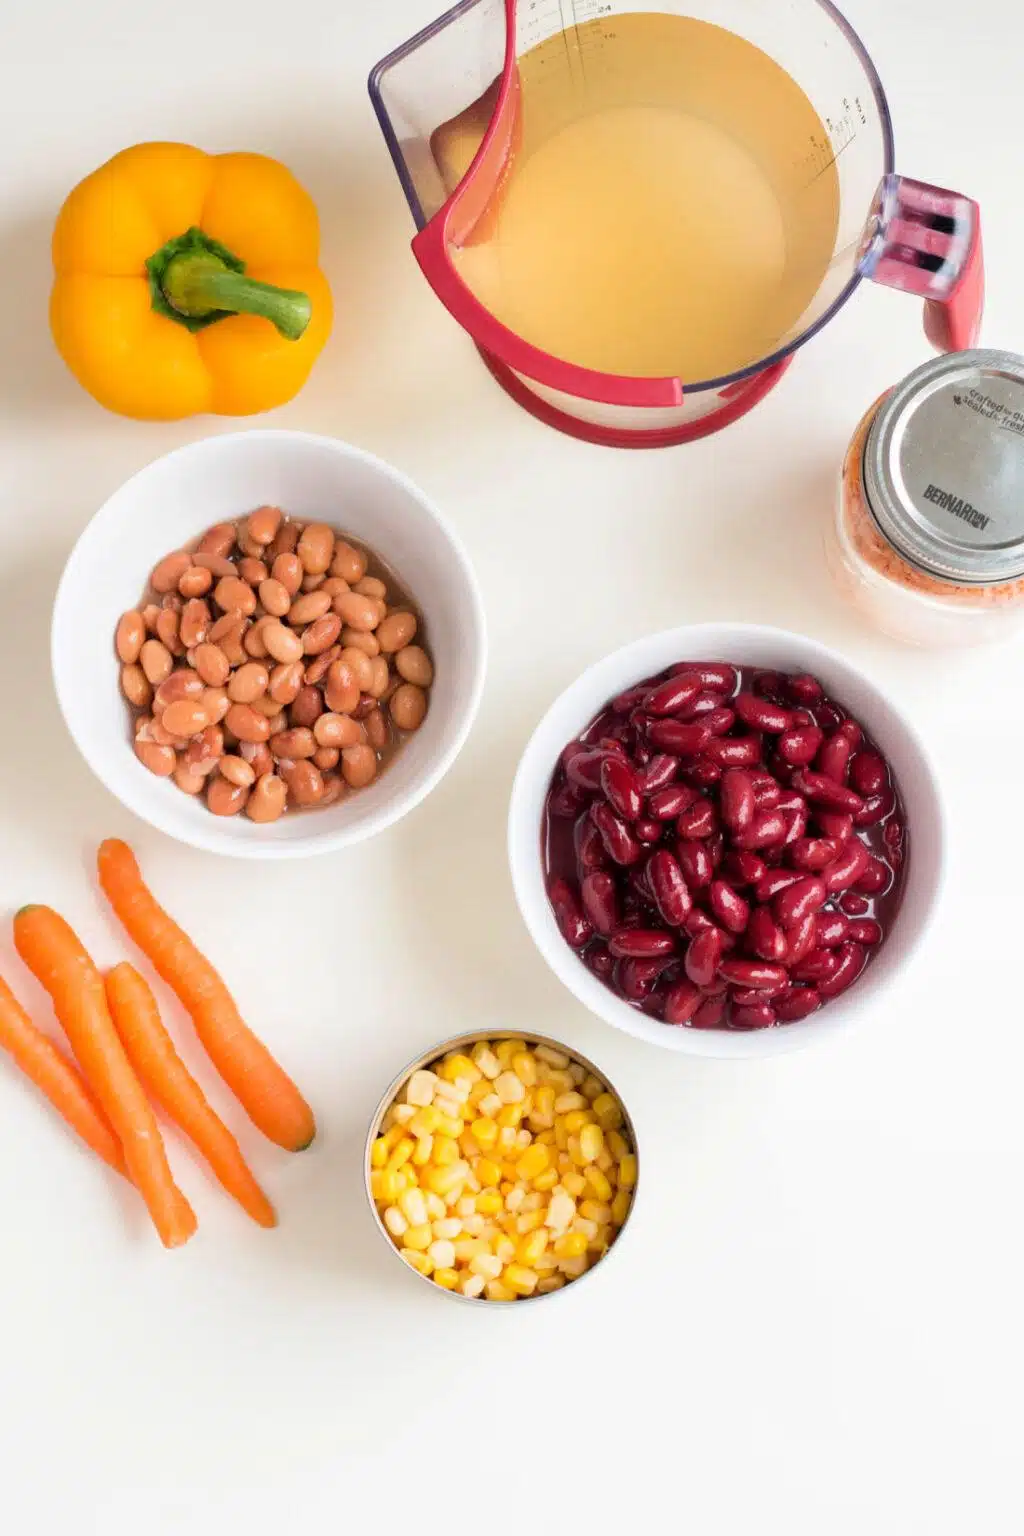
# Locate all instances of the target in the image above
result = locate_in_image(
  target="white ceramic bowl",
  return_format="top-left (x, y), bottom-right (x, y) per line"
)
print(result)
top-left (508, 624), bottom-right (945, 1059)
top-left (53, 431), bottom-right (486, 858)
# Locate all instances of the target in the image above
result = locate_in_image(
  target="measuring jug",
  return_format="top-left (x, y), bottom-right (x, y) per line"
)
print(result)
top-left (370, 0), bottom-right (983, 448)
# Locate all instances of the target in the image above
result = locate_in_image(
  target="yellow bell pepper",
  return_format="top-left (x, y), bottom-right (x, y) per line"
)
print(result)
top-left (50, 142), bottom-right (332, 419)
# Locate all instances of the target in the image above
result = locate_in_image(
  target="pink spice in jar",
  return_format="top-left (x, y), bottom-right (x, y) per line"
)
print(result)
top-left (828, 349), bottom-right (1024, 646)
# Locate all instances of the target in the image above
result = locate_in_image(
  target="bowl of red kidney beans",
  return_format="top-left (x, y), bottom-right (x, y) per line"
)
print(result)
top-left (508, 626), bottom-right (945, 1057)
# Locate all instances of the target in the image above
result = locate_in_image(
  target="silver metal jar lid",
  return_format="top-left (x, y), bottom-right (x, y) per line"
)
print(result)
top-left (863, 349), bottom-right (1024, 586)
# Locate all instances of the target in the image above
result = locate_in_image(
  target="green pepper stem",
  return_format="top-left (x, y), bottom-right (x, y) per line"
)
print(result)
top-left (161, 252), bottom-right (311, 340)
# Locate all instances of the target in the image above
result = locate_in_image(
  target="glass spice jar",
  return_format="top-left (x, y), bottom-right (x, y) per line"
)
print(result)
top-left (828, 349), bottom-right (1024, 646)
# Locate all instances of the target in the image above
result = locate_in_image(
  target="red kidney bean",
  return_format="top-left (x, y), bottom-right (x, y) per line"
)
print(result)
top-left (703, 706), bottom-right (737, 736)
top-left (734, 808), bottom-right (787, 851)
top-left (817, 731), bottom-right (853, 783)
top-left (773, 876), bottom-right (826, 928)
top-left (638, 754), bottom-right (679, 793)
top-left (670, 662), bottom-right (738, 693)
top-left (644, 675), bottom-right (703, 717)
top-left (790, 709), bottom-right (814, 726)
top-left (789, 949), bottom-right (840, 984)
top-left (786, 674), bottom-right (823, 707)
top-left (749, 773), bottom-right (783, 809)
top-left (734, 692), bottom-right (790, 732)
top-left (854, 856), bottom-right (891, 895)
top-left (816, 702), bottom-right (843, 732)
top-left (785, 912), bottom-right (819, 965)
top-left (706, 831), bottom-right (725, 868)
top-left (753, 670), bottom-right (786, 701)
top-left (815, 911), bottom-right (850, 947)
top-left (646, 720), bottom-right (711, 755)
top-left (718, 959), bottom-right (788, 990)
top-left (777, 724), bottom-right (824, 767)
top-left (823, 839), bottom-right (870, 893)
top-left (591, 801), bottom-right (642, 866)
top-left (635, 817), bottom-right (662, 843)
top-left (679, 756), bottom-right (722, 789)
top-left (706, 735), bottom-right (761, 768)
top-left (617, 957), bottom-right (670, 1000)
top-left (609, 928), bottom-right (676, 959)
top-left (677, 691), bottom-right (720, 721)
top-left (548, 781), bottom-right (586, 819)
top-left (849, 750), bottom-right (887, 796)
top-left (721, 851), bottom-right (766, 887)
top-left (709, 880), bottom-right (749, 934)
top-left (755, 868), bottom-right (803, 903)
top-left (580, 871), bottom-right (619, 936)
top-left (774, 987), bottom-right (822, 1022)
top-left (781, 805), bottom-right (808, 846)
top-left (693, 995), bottom-right (726, 1029)
top-left (731, 982), bottom-right (788, 1006)
top-left (854, 789), bottom-right (896, 827)
top-left (565, 747), bottom-right (610, 791)
top-left (560, 739), bottom-right (585, 770)
top-left (600, 756), bottom-right (642, 821)
top-left (847, 919), bottom-right (882, 946)
top-left (677, 839), bottom-right (714, 889)
top-left (684, 928), bottom-right (725, 987)
top-left (816, 811), bottom-right (854, 843)
top-left (647, 850), bottom-right (693, 926)
top-left (791, 769), bottom-right (864, 814)
top-left (584, 942), bottom-right (614, 982)
top-left (648, 784), bottom-right (698, 819)
top-left (574, 813), bottom-right (607, 873)
top-left (720, 767), bottom-right (755, 834)
top-left (683, 908), bottom-right (715, 939)
top-left (788, 837), bottom-right (840, 872)
top-left (611, 685), bottom-right (649, 715)
top-left (676, 799), bottom-right (717, 840)
top-left (731, 1002), bottom-right (777, 1029)
top-left (747, 906), bottom-right (788, 962)
top-left (840, 892), bottom-right (869, 916)
top-left (818, 942), bottom-right (867, 998)
top-left (837, 719), bottom-right (863, 749)
top-left (663, 979), bottom-right (703, 1026)
top-left (547, 879), bottom-right (593, 949)
top-left (883, 819), bottom-right (905, 865)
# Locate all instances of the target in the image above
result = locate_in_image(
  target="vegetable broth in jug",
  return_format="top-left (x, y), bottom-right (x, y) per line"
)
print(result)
top-left (433, 14), bottom-right (841, 382)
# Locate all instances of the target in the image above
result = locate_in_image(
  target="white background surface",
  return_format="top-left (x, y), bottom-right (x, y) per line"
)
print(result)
top-left (0, 2), bottom-right (1020, 1531)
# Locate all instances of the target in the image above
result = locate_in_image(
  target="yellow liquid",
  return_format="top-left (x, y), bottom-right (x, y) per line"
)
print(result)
top-left (434, 14), bottom-right (840, 381)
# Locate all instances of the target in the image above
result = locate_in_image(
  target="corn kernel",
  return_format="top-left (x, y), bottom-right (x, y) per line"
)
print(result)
top-left (581, 1074), bottom-right (604, 1101)
top-left (515, 1208), bottom-right (545, 1235)
top-left (497, 1104), bottom-right (524, 1129)
top-left (529, 1166), bottom-right (556, 1193)
top-left (561, 1170), bottom-right (587, 1197)
top-left (412, 1134), bottom-right (433, 1166)
top-left (428, 1238), bottom-right (456, 1268)
top-left (535, 1044), bottom-right (570, 1069)
top-left (476, 1190), bottom-right (503, 1215)
top-left (593, 1093), bottom-right (624, 1130)
top-left (406, 1106), bottom-right (438, 1139)
top-left (454, 1237), bottom-right (489, 1264)
top-left (501, 1161), bottom-right (521, 1182)
top-left (443, 1184), bottom-right (466, 1208)
top-left (567, 1135), bottom-right (589, 1168)
top-left (432, 1216), bottom-right (462, 1240)
top-left (485, 1280), bottom-right (515, 1300)
top-left (372, 1169), bottom-right (399, 1203)
top-left (434, 1093), bottom-right (462, 1121)
top-left (472, 1043), bottom-right (501, 1079)
top-left (573, 1216), bottom-right (598, 1241)
top-left (433, 1267), bottom-right (459, 1290)
top-left (494, 1234), bottom-right (516, 1265)
top-left (432, 1135), bottom-right (460, 1167)
top-left (460, 1133), bottom-right (481, 1160)
top-left (553, 1231), bottom-right (588, 1259)
top-left (568, 1064), bottom-right (586, 1085)
top-left (397, 1187), bottom-right (427, 1225)
top-left (497, 1126), bottom-right (518, 1152)
top-left (534, 1249), bottom-right (558, 1272)
top-left (473, 1158), bottom-right (497, 1189)
top-left (503, 1264), bottom-right (538, 1295)
top-left (446, 1078), bottom-right (472, 1104)
top-left (611, 1189), bottom-right (631, 1225)
top-left (462, 1213), bottom-right (485, 1236)
top-left (618, 1154), bottom-right (637, 1190)
top-left (517, 1229), bottom-right (548, 1266)
top-left (495, 1039), bottom-right (525, 1067)
top-left (370, 1136), bottom-right (389, 1168)
top-left (521, 1192), bottom-right (543, 1214)
top-left (505, 1186), bottom-right (525, 1212)
top-left (470, 1252), bottom-right (503, 1280)
top-left (537, 1275), bottom-right (565, 1293)
top-left (511, 1051), bottom-right (537, 1086)
top-left (495, 1072), bottom-right (526, 1106)
top-left (383, 1206), bottom-right (408, 1238)
top-left (554, 1121), bottom-right (569, 1151)
top-left (562, 1108), bottom-right (594, 1135)
top-left (579, 1124), bottom-right (604, 1163)
top-left (516, 1143), bottom-right (550, 1181)
top-left (515, 1129), bottom-right (533, 1151)
top-left (382, 1124), bottom-right (406, 1151)
top-left (559, 1253), bottom-right (588, 1279)
top-left (584, 1166), bottom-right (613, 1202)
top-left (555, 1091), bottom-right (586, 1114)
top-left (402, 1223), bottom-right (432, 1251)
top-left (471, 1116), bottom-right (498, 1148)
top-left (436, 1114), bottom-right (464, 1139)
top-left (468, 1078), bottom-right (491, 1104)
top-left (379, 1106), bottom-right (396, 1132)
top-left (438, 1053), bottom-right (479, 1084)
top-left (579, 1200), bottom-right (612, 1224)
top-left (424, 1191), bottom-right (446, 1221)
top-left (461, 1273), bottom-right (486, 1298)
top-left (596, 1148), bottom-right (614, 1174)
top-left (546, 1068), bottom-right (575, 1092)
top-left (397, 1168), bottom-right (416, 1191)
top-left (401, 1249), bottom-right (434, 1276)
top-left (546, 1190), bottom-right (575, 1230)
top-left (406, 1070), bottom-right (439, 1107)
top-left (478, 1092), bottom-right (502, 1118)
top-left (426, 1161), bottom-right (469, 1196)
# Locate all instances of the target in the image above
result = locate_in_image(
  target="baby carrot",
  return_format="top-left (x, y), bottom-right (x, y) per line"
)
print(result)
top-left (97, 839), bottom-right (315, 1151)
top-left (0, 970), bottom-right (127, 1177)
top-left (105, 963), bottom-right (276, 1228)
top-left (13, 906), bottom-right (197, 1249)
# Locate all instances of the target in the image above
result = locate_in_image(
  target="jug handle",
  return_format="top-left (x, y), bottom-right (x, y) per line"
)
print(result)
top-left (860, 174), bottom-right (983, 352)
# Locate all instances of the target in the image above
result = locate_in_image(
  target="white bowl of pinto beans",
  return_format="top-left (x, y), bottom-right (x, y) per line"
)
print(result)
top-left (52, 431), bottom-right (487, 858)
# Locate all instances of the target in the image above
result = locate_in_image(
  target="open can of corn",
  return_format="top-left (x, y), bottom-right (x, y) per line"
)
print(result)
top-left (365, 1030), bottom-right (639, 1304)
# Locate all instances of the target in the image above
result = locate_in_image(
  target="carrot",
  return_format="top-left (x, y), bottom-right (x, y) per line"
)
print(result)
top-left (13, 906), bottom-right (197, 1248)
top-left (0, 970), bottom-right (128, 1177)
top-left (105, 963), bottom-right (276, 1228)
top-left (97, 839), bottom-right (315, 1151)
